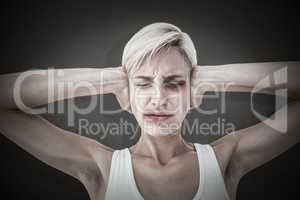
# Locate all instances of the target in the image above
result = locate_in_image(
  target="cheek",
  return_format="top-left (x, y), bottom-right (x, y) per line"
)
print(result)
top-left (130, 87), bottom-right (148, 113)
top-left (186, 85), bottom-right (191, 106)
top-left (177, 85), bottom-right (190, 107)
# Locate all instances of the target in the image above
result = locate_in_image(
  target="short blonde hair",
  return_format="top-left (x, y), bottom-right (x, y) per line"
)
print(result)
top-left (121, 22), bottom-right (197, 76)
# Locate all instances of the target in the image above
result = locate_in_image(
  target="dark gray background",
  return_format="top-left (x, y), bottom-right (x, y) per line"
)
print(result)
top-left (0, 0), bottom-right (299, 200)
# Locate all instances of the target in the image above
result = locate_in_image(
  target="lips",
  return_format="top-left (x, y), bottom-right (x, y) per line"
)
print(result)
top-left (143, 113), bottom-right (173, 122)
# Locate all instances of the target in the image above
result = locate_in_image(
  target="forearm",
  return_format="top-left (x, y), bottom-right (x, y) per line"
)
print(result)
top-left (198, 61), bottom-right (300, 100)
top-left (0, 67), bottom-right (124, 110)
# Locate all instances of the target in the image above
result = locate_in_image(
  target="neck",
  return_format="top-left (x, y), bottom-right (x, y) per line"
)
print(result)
top-left (131, 129), bottom-right (194, 166)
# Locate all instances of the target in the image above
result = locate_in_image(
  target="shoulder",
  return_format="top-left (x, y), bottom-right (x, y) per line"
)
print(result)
top-left (78, 140), bottom-right (116, 185)
top-left (209, 134), bottom-right (242, 179)
top-left (78, 141), bottom-right (117, 200)
top-left (90, 141), bottom-right (115, 174)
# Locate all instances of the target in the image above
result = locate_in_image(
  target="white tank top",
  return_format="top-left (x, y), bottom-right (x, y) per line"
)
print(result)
top-left (104, 143), bottom-right (230, 200)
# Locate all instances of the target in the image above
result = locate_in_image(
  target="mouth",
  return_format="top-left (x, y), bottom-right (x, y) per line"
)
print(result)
top-left (143, 113), bottom-right (174, 122)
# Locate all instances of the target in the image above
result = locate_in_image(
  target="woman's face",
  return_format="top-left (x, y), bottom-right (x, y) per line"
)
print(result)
top-left (129, 48), bottom-right (191, 136)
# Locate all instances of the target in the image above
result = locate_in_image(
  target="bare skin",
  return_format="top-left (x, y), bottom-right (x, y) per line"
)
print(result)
top-left (0, 48), bottom-right (299, 200)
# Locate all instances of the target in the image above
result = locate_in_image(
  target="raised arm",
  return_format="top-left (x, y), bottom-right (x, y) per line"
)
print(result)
top-left (0, 66), bottom-right (129, 198)
top-left (191, 61), bottom-right (300, 179)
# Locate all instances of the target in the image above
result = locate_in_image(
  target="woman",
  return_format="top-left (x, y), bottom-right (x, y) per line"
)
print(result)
top-left (0, 22), bottom-right (299, 200)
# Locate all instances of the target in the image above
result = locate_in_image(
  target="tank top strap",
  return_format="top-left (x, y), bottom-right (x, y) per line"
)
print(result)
top-left (105, 149), bottom-right (127, 193)
top-left (105, 149), bottom-right (143, 200)
top-left (191, 143), bottom-right (205, 200)
top-left (194, 143), bottom-right (230, 200)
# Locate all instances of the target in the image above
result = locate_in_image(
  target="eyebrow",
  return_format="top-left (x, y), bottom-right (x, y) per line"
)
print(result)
top-left (133, 75), bottom-right (185, 81)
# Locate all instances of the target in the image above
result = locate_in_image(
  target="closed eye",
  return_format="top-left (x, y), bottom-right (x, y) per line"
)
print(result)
top-left (135, 81), bottom-right (186, 88)
top-left (165, 81), bottom-right (186, 88)
top-left (135, 83), bottom-right (151, 87)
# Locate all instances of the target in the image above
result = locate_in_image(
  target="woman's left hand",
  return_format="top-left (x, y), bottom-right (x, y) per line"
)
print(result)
top-left (190, 65), bottom-right (224, 109)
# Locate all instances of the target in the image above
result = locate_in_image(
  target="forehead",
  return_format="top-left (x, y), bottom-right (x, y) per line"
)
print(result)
top-left (133, 47), bottom-right (190, 78)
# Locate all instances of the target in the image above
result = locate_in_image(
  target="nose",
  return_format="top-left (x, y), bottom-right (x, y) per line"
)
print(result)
top-left (150, 84), bottom-right (167, 108)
